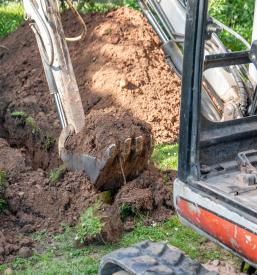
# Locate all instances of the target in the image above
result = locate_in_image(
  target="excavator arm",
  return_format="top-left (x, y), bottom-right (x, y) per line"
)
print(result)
top-left (23, 0), bottom-right (85, 132)
top-left (22, 0), bottom-right (152, 190)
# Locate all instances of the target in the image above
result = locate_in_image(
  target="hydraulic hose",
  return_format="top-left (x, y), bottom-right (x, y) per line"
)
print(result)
top-left (231, 67), bottom-right (248, 115)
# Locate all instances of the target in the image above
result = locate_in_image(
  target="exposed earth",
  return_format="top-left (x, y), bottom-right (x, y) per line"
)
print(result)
top-left (0, 7), bottom-right (181, 263)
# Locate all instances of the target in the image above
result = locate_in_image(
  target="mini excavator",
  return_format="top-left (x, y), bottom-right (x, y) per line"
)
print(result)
top-left (22, 0), bottom-right (257, 273)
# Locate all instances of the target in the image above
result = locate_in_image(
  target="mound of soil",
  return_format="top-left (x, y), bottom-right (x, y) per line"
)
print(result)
top-left (0, 7), bottom-right (180, 263)
top-left (66, 7), bottom-right (180, 152)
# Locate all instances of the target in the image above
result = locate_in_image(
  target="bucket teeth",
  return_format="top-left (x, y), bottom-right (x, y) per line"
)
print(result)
top-left (122, 138), bottom-right (132, 161)
top-left (103, 144), bottom-right (117, 161)
top-left (135, 136), bottom-right (144, 154)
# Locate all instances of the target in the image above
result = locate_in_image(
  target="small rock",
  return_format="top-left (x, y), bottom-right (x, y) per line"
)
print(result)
top-left (20, 224), bottom-right (35, 234)
top-left (4, 268), bottom-right (13, 274)
top-left (18, 247), bottom-right (32, 258)
top-left (111, 36), bottom-right (120, 44)
top-left (212, 259), bottom-right (220, 266)
top-left (18, 192), bottom-right (24, 197)
top-left (124, 220), bottom-right (135, 232)
top-left (119, 77), bottom-right (129, 89)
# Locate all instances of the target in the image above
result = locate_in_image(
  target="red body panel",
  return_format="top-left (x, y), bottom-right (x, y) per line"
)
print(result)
top-left (177, 197), bottom-right (257, 263)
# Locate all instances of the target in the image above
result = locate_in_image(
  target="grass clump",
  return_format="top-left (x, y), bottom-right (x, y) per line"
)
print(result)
top-left (0, 198), bottom-right (7, 211)
top-left (0, 3), bottom-right (24, 38)
top-left (11, 111), bottom-right (28, 119)
top-left (75, 202), bottom-right (103, 244)
top-left (25, 116), bottom-right (40, 134)
top-left (152, 144), bottom-right (178, 171)
top-left (0, 170), bottom-right (6, 186)
top-left (11, 111), bottom-right (39, 133)
top-left (43, 136), bottom-right (55, 152)
top-left (76, 0), bottom-right (139, 13)
top-left (119, 203), bottom-right (137, 222)
top-left (49, 166), bottom-right (66, 183)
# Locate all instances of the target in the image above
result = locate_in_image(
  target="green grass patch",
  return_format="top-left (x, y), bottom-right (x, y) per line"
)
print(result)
top-left (76, 0), bottom-right (139, 13)
top-left (11, 111), bottom-right (27, 119)
top-left (152, 144), bottom-right (178, 171)
top-left (11, 111), bottom-right (41, 134)
top-left (0, 170), bottom-right (6, 186)
top-left (0, 198), bottom-right (7, 211)
top-left (43, 136), bottom-right (55, 152)
top-left (25, 116), bottom-right (40, 134)
top-left (4, 216), bottom-right (235, 275)
top-left (49, 166), bottom-right (66, 183)
top-left (119, 203), bottom-right (138, 222)
top-left (75, 202), bottom-right (103, 244)
top-left (0, 3), bottom-right (24, 38)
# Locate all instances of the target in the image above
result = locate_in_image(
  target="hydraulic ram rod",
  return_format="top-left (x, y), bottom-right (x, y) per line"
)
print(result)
top-left (23, 0), bottom-right (86, 133)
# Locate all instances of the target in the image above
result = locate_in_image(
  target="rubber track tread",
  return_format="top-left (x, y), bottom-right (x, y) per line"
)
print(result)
top-left (99, 241), bottom-right (218, 275)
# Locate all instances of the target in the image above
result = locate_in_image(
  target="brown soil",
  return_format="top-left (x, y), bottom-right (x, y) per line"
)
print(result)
top-left (0, 139), bottom-right (174, 262)
top-left (0, 7), bottom-right (180, 263)
top-left (66, 106), bottom-right (151, 158)
top-left (204, 260), bottom-right (244, 275)
top-left (66, 8), bottom-right (180, 156)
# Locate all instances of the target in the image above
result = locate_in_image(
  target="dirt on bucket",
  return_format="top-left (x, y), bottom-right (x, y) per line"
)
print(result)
top-left (0, 7), bottom-right (180, 263)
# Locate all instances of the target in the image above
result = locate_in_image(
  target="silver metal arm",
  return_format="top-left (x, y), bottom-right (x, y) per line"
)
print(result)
top-left (23, 0), bottom-right (86, 133)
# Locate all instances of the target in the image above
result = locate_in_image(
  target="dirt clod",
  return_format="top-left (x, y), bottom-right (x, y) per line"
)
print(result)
top-left (18, 247), bottom-right (32, 258)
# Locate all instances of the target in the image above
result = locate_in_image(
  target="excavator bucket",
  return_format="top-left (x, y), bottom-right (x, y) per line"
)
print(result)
top-left (59, 127), bottom-right (153, 190)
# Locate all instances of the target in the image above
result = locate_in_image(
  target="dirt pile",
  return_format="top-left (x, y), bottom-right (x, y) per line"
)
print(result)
top-left (67, 7), bottom-right (181, 147)
top-left (0, 7), bottom-right (180, 263)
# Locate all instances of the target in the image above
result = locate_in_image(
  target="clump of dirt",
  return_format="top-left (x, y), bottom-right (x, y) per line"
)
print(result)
top-left (204, 260), bottom-right (244, 275)
top-left (66, 106), bottom-right (151, 158)
top-left (115, 164), bottom-right (174, 225)
top-left (0, 7), bottom-right (180, 263)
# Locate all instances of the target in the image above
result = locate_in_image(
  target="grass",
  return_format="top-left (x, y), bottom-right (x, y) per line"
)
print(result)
top-left (11, 111), bottom-right (27, 119)
top-left (152, 144), bottom-right (178, 171)
top-left (119, 203), bottom-right (138, 222)
top-left (0, 198), bottom-right (7, 211)
top-left (0, 170), bottom-right (6, 186)
top-left (0, 216), bottom-right (236, 274)
top-left (43, 136), bottom-right (55, 152)
top-left (0, 2), bottom-right (24, 38)
top-left (76, 0), bottom-right (139, 13)
top-left (209, 0), bottom-right (255, 51)
top-left (49, 166), bottom-right (66, 183)
top-left (11, 110), bottom-right (55, 151)
top-left (25, 116), bottom-right (40, 134)
top-left (75, 202), bottom-right (103, 244)
top-left (11, 111), bottom-right (40, 134)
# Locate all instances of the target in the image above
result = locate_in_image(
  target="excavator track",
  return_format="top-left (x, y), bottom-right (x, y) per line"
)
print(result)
top-left (99, 241), bottom-right (217, 275)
